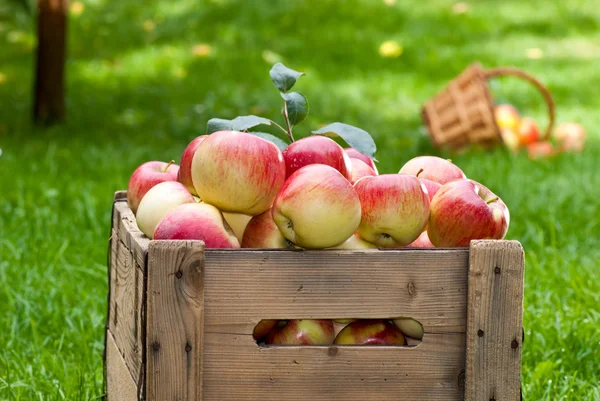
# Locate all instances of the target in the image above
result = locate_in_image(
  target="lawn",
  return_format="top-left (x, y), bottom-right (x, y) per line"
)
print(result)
top-left (1, 0), bottom-right (599, 399)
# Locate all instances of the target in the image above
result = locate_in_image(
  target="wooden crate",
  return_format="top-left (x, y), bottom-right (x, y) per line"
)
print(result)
top-left (105, 191), bottom-right (525, 401)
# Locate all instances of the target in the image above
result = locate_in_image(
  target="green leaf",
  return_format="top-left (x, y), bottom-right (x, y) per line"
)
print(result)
top-left (206, 115), bottom-right (271, 134)
top-left (270, 63), bottom-right (305, 93)
top-left (312, 123), bottom-right (377, 159)
top-left (248, 132), bottom-right (289, 151)
top-left (281, 92), bottom-right (308, 126)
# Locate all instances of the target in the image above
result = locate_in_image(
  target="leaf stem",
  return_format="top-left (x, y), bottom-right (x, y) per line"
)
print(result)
top-left (270, 120), bottom-right (289, 136)
top-left (282, 101), bottom-right (295, 142)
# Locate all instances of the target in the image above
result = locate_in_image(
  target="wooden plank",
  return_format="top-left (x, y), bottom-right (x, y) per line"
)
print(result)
top-left (203, 249), bottom-right (469, 334)
top-left (203, 333), bottom-right (465, 401)
top-left (465, 240), bottom-right (524, 401)
top-left (106, 330), bottom-right (138, 401)
top-left (114, 200), bottom-right (149, 268)
top-left (146, 240), bottom-right (205, 401)
top-left (109, 237), bottom-right (143, 384)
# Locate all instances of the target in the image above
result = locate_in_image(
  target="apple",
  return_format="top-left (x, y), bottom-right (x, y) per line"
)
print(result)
top-left (349, 158), bottom-right (377, 184)
top-left (178, 135), bottom-right (208, 196)
top-left (427, 179), bottom-right (510, 247)
top-left (499, 127), bottom-right (521, 153)
top-left (517, 117), bottom-right (541, 145)
top-left (334, 319), bottom-right (357, 324)
top-left (416, 175), bottom-right (442, 203)
top-left (222, 212), bottom-right (253, 243)
top-left (127, 161), bottom-right (179, 214)
top-left (329, 233), bottom-right (378, 250)
top-left (393, 318), bottom-right (424, 340)
top-left (241, 209), bottom-right (295, 249)
top-left (265, 319), bottom-right (335, 345)
top-left (553, 122), bottom-right (586, 152)
top-left (253, 319), bottom-right (279, 341)
top-left (404, 230), bottom-right (434, 248)
top-left (282, 135), bottom-right (352, 180)
top-left (527, 141), bottom-right (556, 160)
top-left (153, 203), bottom-right (240, 248)
top-left (344, 148), bottom-right (378, 173)
top-left (191, 130), bottom-right (286, 215)
top-left (494, 104), bottom-right (520, 131)
top-left (399, 156), bottom-right (466, 184)
top-left (135, 181), bottom-right (195, 239)
top-left (272, 164), bottom-right (361, 249)
top-left (334, 320), bottom-right (406, 345)
top-left (354, 174), bottom-right (430, 247)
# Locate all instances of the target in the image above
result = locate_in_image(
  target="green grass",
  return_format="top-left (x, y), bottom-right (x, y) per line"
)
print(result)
top-left (1, 0), bottom-right (599, 399)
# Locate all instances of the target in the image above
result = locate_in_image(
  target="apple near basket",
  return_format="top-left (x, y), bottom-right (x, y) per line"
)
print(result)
top-left (421, 62), bottom-right (556, 150)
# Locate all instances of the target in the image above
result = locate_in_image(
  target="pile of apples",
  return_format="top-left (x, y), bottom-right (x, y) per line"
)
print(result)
top-left (494, 104), bottom-right (586, 159)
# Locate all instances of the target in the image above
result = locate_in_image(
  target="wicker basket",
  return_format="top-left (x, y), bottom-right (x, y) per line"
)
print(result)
top-left (421, 62), bottom-right (555, 150)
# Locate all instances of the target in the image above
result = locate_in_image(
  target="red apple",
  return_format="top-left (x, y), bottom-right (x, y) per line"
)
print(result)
top-left (178, 135), bottom-right (208, 196)
top-left (527, 141), bottom-right (556, 160)
top-left (344, 148), bottom-right (378, 174)
top-left (399, 156), bottom-right (466, 184)
top-left (494, 104), bottom-right (520, 131)
top-left (393, 318), bottom-right (424, 340)
top-left (135, 181), bottom-right (195, 239)
top-left (349, 158), bottom-right (377, 184)
top-left (427, 179), bottom-right (510, 247)
top-left (253, 320), bottom-right (279, 341)
top-left (282, 136), bottom-right (352, 180)
top-left (265, 319), bottom-right (335, 345)
top-left (417, 176), bottom-right (442, 203)
top-left (334, 320), bottom-right (406, 345)
top-left (191, 130), bottom-right (286, 215)
top-left (517, 117), bottom-right (541, 145)
top-left (127, 161), bottom-right (179, 214)
top-left (354, 174), bottom-right (430, 247)
top-left (241, 210), bottom-right (294, 249)
top-left (553, 122), bottom-right (586, 152)
top-left (272, 164), bottom-right (361, 249)
top-left (404, 230), bottom-right (434, 248)
top-left (153, 203), bottom-right (240, 248)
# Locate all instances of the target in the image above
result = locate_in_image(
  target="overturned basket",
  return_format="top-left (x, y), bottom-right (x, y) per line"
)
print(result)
top-left (422, 62), bottom-right (555, 149)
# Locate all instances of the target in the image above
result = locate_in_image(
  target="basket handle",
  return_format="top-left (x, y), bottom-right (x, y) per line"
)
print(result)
top-left (483, 67), bottom-right (555, 140)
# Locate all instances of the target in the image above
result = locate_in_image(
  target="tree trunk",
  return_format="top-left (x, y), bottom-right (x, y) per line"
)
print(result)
top-left (33, 0), bottom-right (68, 125)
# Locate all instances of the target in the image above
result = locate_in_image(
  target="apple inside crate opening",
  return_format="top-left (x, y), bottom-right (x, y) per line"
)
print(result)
top-left (106, 192), bottom-right (524, 401)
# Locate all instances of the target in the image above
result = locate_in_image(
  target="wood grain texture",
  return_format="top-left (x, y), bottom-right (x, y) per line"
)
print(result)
top-left (146, 240), bottom-right (205, 401)
top-left (203, 333), bottom-right (465, 401)
top-left (203, 249), bottom-right (469, 334)
top-left (114, 200), bottom-right (149, 268)
top-left (108, 234), bottom-right (144, 384)
top-left (106, 330), bottom-right (138, 401)
top-left (465, 240), bottom-right (525, 401)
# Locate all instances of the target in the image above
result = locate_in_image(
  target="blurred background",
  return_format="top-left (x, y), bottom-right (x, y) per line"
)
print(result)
top-left (1, 0), bottom-right (598, 399)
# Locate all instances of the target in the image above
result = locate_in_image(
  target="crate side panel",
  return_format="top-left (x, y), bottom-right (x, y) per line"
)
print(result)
top-left (202, 332), bottom-right (465, 401)
top-left (109, 236), bottom-right (143, 384)
top-left (114, 200), bottom-right (148, 268)
top-left (203, 249), bottom-right (469, 334)
top-left (465, 240), bottom-right (525, 401)
top-left (106, 330), bottom-right (139, 401)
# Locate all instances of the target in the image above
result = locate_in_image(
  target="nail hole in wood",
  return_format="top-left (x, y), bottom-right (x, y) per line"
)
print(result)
top-left (185, 343), bottom-right (192, 352)
top-left (494, 266), bottom-right (501, 274)
top-left (152, 342), bottom-right (160, 351)
top-left (490, 398), bottom-right (496, 401)
top-left (478, 329), bottom-right (484, 337)
top-left (511, 339), bottom-right (519, 349)
top-left (175, 270), bottom-right (183, 279)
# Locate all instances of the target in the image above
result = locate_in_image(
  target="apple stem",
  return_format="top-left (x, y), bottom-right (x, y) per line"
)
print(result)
top-left (486, 196), bottom-right (499, 204)
top-left (282, 101), bottom-right (295, 142)
top-left (446, 159), bottom-right (453, 164)
top-left (163, 160), bottom-right (175, 172)
top-left (416, 168), bottom-right (424, 177)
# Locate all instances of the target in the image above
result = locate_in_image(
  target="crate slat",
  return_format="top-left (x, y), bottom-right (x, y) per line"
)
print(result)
top-left (106, 330), bottom-right (138, 401)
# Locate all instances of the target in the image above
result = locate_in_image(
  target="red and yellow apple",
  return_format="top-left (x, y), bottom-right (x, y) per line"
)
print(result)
top-left (272, 164), bottom-right (361, 249)
top-left (153, 203), bottom-right (240, 248)
top-left (329, 233), bottom-right (378, 250)
top-left (222, 212), bottom-right (253, 243)
top-left (135, 181), bottom-right (195, 239)
top-left (553, 122), bottom-right (586, 152)
top-left (127, 161), bottom-right (179, 214)
top-left (517, 117), bottom-right (541, 145)
top-left (349, 158), bottom-right (377, 184)
top-left (253, 320), bottom-right (279, 341)
top-left (494, 104), bottom-right (520, 131)
top-left (265, 319), bottom-right (335, 345)
top-left (354, 174), bottom-right (430, 247)
top-left (178, 135), bottom-right (208, 196)
top-left (500, 127), bottom-right (521, 153)
top-left (393, 318), bottom-right (424, 340)
top-left (242, 209), bottom-right (294, 249)
top-left (399, 156), bottom-right (466, 184)
top-left (191, 130), bottom-right (286, 215)
top-left (282, 135), bottom-right (352, 180)
top-left (527, 141), bottom-right (556, 160)
top-left (404, 230), bottom-right (435, 248)
top-left (344, 148), bottom-right (378, 174)
top-left (334, 320), bottom-right (406, 345)
top-left (427, 179), bottom-right (510, 247)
